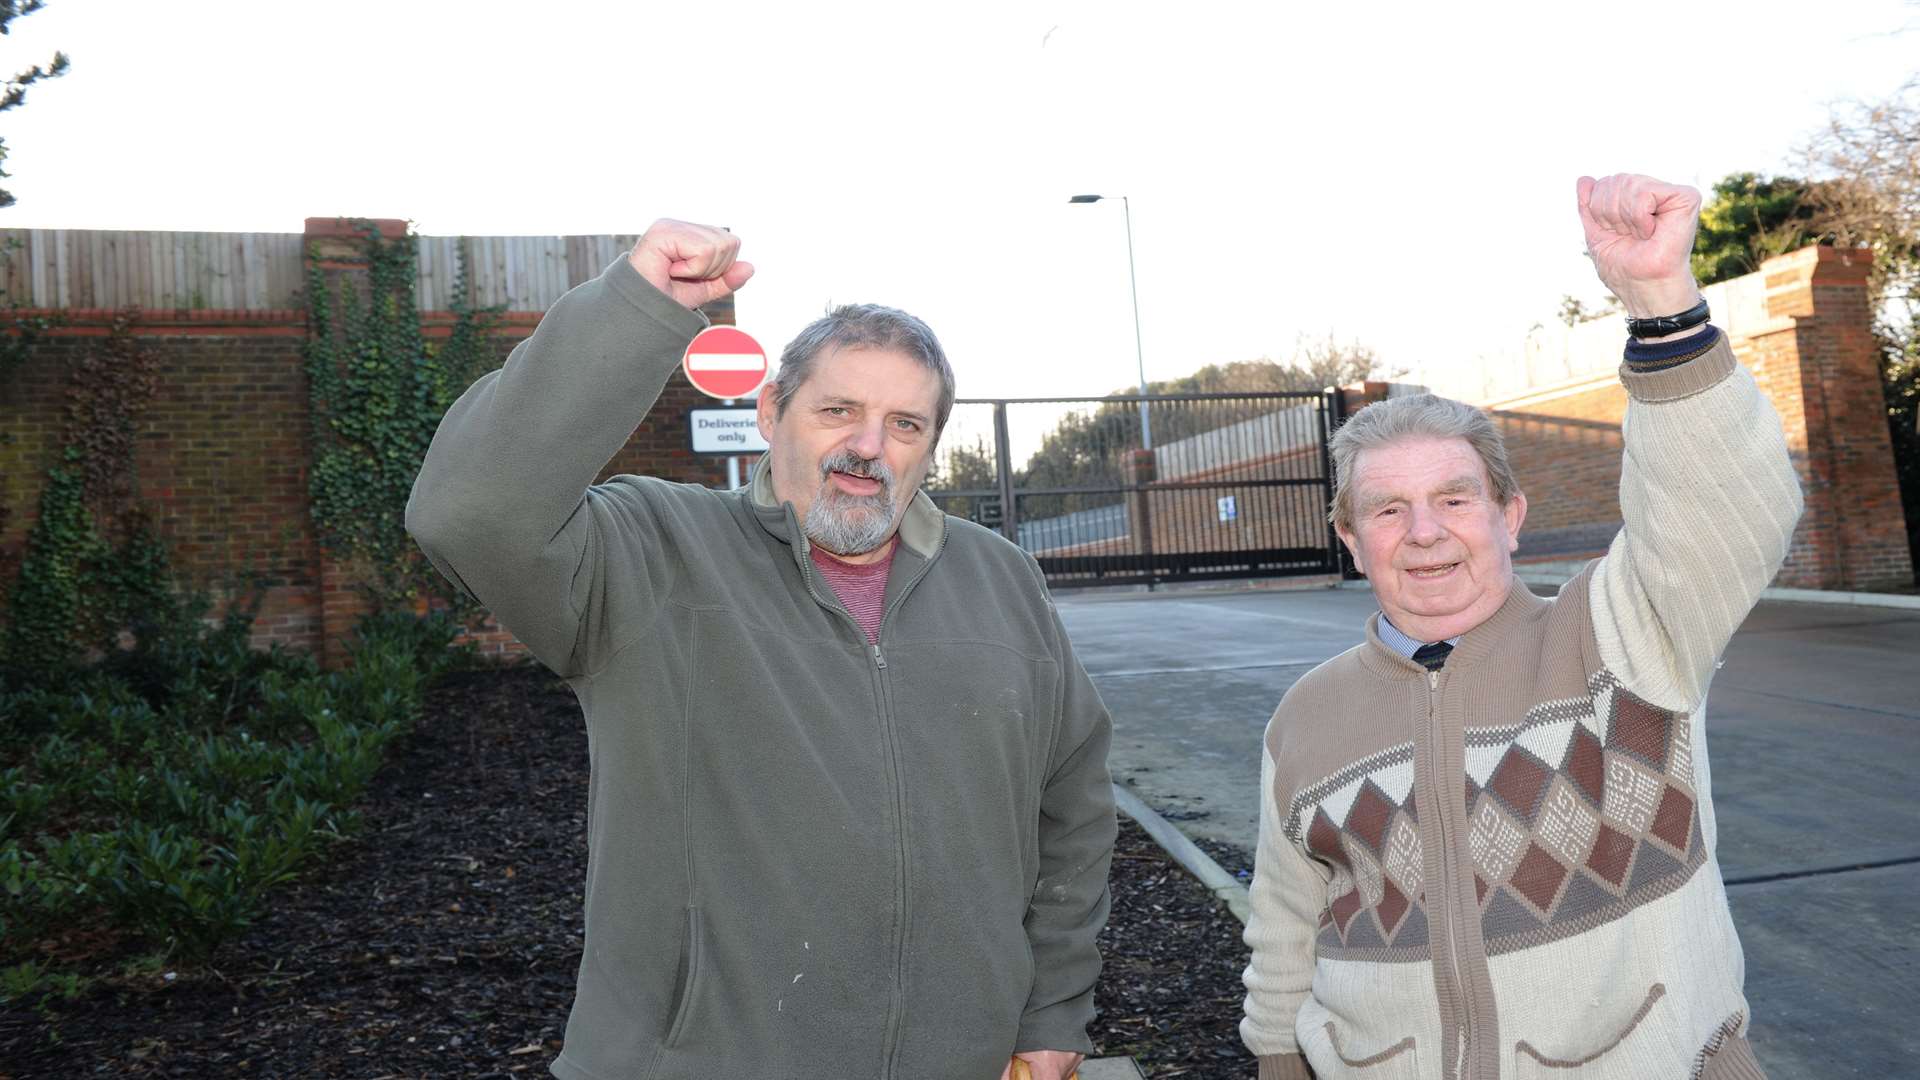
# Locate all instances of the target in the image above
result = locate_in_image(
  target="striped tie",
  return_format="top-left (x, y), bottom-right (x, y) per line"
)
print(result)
top-left (1412, 641), bottom-right (1453, 671)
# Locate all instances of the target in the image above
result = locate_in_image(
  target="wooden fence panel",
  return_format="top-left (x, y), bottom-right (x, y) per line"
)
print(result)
top-left (0, 227), bottom-right (635, 312)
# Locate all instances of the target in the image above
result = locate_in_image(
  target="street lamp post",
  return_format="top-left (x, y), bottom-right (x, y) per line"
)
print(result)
top-left (1068, 194), bottom-right (1151, 450)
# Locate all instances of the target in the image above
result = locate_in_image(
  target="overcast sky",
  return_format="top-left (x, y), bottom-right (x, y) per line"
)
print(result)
top-left (6, 0), bottom-right (1917, 403)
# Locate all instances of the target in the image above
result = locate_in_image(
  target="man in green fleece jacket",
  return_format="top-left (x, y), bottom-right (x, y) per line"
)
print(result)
top-left (406, 220), bottom-right (1115, 1080)
top-left (1240, 174), bottom-right (1803, 1078)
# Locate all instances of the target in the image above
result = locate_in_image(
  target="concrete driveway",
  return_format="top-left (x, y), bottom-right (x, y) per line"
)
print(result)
top-left (1055, 582), bottom-right (1920, 1078)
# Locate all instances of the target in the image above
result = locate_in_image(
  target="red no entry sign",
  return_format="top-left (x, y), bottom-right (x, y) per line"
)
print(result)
top-left (682, 326), bottom-right (768, 399)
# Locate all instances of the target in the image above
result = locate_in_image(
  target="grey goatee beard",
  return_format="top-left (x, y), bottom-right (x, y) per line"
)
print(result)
top-left (804, 449), bottom-right (898, 556)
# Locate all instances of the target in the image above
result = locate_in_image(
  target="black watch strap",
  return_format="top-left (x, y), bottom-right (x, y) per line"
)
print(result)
top-left (1625, 298), bottom-right (1710, 339)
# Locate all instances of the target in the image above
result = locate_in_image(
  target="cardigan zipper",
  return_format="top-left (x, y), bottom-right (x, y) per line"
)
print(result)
top-left (1429, 666), bottom-right (1477, 1077)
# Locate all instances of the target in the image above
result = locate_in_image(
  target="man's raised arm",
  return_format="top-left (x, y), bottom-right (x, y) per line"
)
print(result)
top-left (405, 220), bottom-right (753, 676)
top-left (1576, 174), bottom-right (1804, 711)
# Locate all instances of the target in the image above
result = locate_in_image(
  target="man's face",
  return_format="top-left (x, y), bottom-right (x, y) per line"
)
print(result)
top-left (1335, 435), bottom-right (1527, 643)
top-left (757, 346), bottom-right (942, 561)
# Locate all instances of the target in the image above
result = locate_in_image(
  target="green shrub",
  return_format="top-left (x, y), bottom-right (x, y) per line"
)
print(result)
top-left (350, 608), bottom-right (474, 679)
top-left (104, 825), bottom-right (256, 957)
top-left (0, 959), bottom-right (85, 1009)
top-left (0, 768), bottom-right (53, 833)
top-left (0, 608), bottom-right (460, 970)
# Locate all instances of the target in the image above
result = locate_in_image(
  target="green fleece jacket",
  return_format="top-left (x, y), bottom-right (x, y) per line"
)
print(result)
top-left (405, 257), bottom-right (1117, 1080)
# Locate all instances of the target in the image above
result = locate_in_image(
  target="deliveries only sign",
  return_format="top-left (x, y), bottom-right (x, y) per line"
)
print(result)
top-left (688, 407), bottom-right (769, 454)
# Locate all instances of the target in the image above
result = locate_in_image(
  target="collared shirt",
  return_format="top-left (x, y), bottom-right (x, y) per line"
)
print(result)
top-left (1377, 615), bottom-right (1460, 660)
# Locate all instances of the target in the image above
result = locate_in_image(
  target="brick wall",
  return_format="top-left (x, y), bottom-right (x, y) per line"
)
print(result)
top-left (1479, 245), bottom-right (1913, 590)
top-left (8, 230), bottom-right (1909, 663)
top-left (1, 220), bottom-right (745, 667)
top-left (1489, 389), bottom-right (1628, 561)
top-left (0, 312), bottom-right (329, 649)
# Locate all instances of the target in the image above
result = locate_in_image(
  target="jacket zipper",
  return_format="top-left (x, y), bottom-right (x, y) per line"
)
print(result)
top-left (869, 638), bottom-right (910, 1079)
top-left (792, 529), bottom-right (944, 1080)
top-left (1430, 667), bottom-right (1476, 1077)
top-left (871, 535), bottom-right (942, 1080)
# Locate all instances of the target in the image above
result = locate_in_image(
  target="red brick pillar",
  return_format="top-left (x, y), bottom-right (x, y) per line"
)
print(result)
top-left (1334, 381), bottom-right (1392, 419)
top-left (1747, 246), bottom-right (1914, 590)
top-left (305, 217), bottom-right (408, 668)
top-left (317, 555), bottom-right (373, 669)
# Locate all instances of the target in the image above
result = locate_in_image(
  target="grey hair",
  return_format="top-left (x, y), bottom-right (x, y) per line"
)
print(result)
top-left (1327, 393), bottom-right (1520, 531)
top-left (770, 303), bottom-right (956, 436)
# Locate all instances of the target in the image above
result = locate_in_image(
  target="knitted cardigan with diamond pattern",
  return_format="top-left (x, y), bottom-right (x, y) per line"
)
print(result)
top-left (1239, 331), bottom-right (1803, 1080)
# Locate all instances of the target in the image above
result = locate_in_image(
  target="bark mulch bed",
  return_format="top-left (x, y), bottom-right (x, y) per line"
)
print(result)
top-left (0, 665), bottom-right (1254, 1079)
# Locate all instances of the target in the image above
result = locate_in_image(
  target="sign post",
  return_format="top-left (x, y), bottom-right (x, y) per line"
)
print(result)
top-left (683, 327), bottom-right (771, 490)
top-left (689, 405), bottom-right (770, 452)
top-left (723, 401), bottom-right (741, 491)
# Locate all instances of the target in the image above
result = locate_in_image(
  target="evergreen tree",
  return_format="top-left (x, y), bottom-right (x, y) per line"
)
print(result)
top-left (0, 0), bottom-right (71, 209)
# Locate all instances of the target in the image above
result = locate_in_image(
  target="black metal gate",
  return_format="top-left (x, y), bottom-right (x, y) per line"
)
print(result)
top-left (924, 391), bottom-right (1343, 587)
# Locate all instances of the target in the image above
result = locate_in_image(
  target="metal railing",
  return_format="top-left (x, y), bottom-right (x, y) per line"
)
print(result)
top-left (925, 391), bottom-right (1343, 587)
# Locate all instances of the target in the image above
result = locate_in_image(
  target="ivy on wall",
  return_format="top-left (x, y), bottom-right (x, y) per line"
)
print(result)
top-left (1, 456), bottom-right (97, 673)
top-left (0, 241), bottom-right (65, 608)
top-left (1, 311), bottom-right (170, 680)
top-left (304, 225), bottom-right (499, 613)
top-left (0, 307), bottom-right (58, 390)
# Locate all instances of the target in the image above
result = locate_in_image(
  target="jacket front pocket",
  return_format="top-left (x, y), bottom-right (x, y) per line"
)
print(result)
top-left (1317, 1021), bottom-right (1421, 1077)
top-left (1513, 982), bottom-right (1665, 1076)
top-left (662, 906), bottom-right (703, 1048)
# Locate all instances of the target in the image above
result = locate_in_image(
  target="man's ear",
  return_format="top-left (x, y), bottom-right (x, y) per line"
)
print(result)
top-left (1503, 491), bottom-right (1529, 553)
top-left (1336, 522), bottom-right (1365, 575)
top-left (756, 389), bottom-right (778, 442)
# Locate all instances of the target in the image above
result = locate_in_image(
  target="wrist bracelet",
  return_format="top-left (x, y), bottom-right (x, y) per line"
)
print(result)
top-left (1625, 298), bottom-right (1710, 339)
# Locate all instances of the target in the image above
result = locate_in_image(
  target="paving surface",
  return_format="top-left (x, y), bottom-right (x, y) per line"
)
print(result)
top-left (1055, 581), bottom-right (1920, 1078)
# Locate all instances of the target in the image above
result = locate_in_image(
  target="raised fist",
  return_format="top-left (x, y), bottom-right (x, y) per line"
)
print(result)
top-left (628, 219), bottom-right (755, 311)
top-left (1576, 174), bottom-right (1701, 319)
